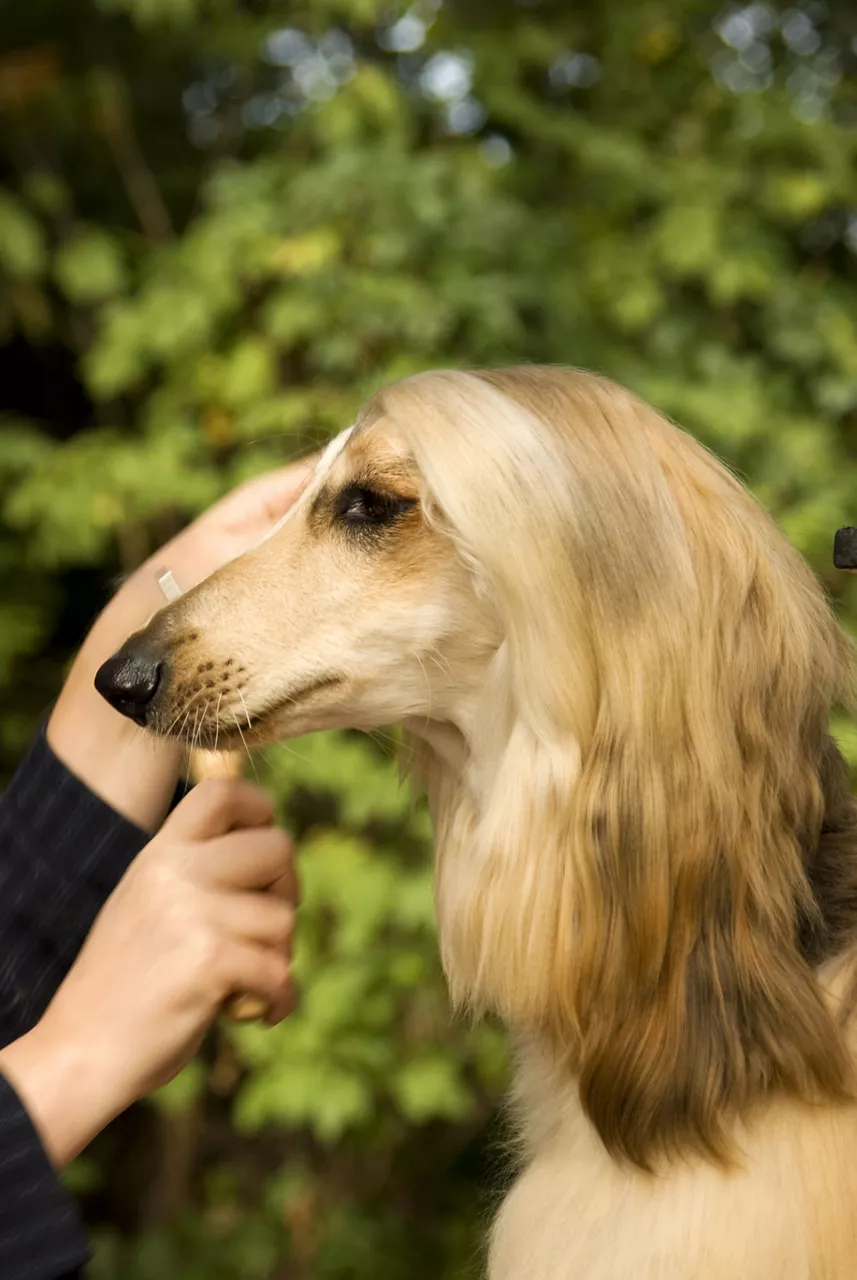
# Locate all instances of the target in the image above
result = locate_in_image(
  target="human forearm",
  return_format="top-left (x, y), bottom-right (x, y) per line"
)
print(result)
top-left (47, 562), bottom-right (183, 834)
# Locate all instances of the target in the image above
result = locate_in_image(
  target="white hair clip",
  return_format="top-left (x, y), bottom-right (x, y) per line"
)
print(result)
top-left (156, 568), bottom-right (183, 603)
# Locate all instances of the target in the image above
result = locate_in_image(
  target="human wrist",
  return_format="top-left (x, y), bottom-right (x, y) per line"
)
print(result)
top-left (0, 1020), bottom-right (128, 1170)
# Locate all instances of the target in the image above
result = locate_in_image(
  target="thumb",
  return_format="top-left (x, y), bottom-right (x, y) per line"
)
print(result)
top-left (163, 778), bottom-right (274, 842)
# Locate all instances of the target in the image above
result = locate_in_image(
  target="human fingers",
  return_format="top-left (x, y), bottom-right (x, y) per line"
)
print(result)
top-left (196, 825), bottom-right (294, 892)
top-left (213, 892), bottom-right (296, 950)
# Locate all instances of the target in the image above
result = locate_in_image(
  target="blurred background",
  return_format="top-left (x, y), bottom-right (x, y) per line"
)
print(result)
top-left (2, 0), bottom-right (857, 1275)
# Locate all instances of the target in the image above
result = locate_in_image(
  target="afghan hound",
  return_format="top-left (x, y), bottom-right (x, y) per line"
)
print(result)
top-left (97, 367), bottom-right (857, 1278)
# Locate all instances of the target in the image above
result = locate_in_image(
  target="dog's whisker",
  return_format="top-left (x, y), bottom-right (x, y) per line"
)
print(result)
top-left (163, 686), bottom-right (209, 740)
top-left (367, 727), bottom-right (402, 757)
top-left (192, 701), bottom-right (208, 754)
top-left (213, 691), bottom-right (224, 754)
top-left (396, 733), bottom-right (418, 776)
top-left (230, 709), bottom-right (259, 783)
top-left (268, 739), bottom-right (313, 767)
top-left (237, 689), bottom-right (253, 732)
top-left (424, 647), bottom-right (454, 681)
top-left (414, 651), bottom-right (434, 740)
top-left (176, 705), bottom-right (193, 744)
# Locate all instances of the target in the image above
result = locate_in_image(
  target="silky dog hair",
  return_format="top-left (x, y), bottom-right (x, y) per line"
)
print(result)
top-left (369, 368), bottom-right (857, 1170)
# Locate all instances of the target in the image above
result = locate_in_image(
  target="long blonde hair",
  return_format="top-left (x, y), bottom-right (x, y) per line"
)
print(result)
top-left (366, 365), bottom-right (857, 1168)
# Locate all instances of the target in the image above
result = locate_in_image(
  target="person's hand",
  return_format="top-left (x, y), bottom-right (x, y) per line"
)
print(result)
top-left (48, 458), bottom-right (316, 831)
top-left (146, 461), bottom-right (317, 596)
top-left (0, 779), bottom-right (297, 1169)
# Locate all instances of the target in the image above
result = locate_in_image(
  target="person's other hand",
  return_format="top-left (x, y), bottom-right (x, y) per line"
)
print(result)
top-left (0, 779), bottom-right (297, 1168)
top-left (48, 457), bottom-right (316, 830)
top-left (148, 460), bottom-right (317, 596)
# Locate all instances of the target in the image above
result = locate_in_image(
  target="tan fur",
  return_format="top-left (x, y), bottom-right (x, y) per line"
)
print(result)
top-left (124, 367), bottom-right (857, 1277)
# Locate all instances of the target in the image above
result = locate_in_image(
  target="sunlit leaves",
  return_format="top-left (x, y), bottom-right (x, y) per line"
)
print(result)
top-left (54, 228), bottom-right (128, 303)
top-left (0, 191), bottom-right (47, 279)
top-left (94, 0), bottom-right (201, 25)
top-left (392, 1052), bottom-right (473, 1124)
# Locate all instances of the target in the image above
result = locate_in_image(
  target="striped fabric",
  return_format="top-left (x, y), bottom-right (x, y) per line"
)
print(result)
top-left (0, 1075), bottom-right (86, 1279)
top-left (0, 731), bottom-right (150, 1279)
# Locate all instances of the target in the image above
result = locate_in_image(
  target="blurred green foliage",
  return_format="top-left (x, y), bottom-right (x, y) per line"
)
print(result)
top-left (2, 0), bottom-right (857, 1275)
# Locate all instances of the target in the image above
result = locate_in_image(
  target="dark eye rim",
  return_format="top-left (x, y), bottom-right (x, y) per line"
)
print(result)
top-left (334, 484), bottom-right (418, 528)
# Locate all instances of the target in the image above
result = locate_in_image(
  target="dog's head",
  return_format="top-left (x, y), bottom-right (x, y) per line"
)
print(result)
top-left (94, 406), bottom-right (501, 749)
top-left (97, 366), bottom-right (857, 1167)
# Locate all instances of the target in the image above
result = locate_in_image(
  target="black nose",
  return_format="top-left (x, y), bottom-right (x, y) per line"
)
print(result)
top-left (94, 650), bottom-right (164, 726)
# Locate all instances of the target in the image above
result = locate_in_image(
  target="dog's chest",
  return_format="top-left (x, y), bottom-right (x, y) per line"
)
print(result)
top-left (488, 1064), bottom-right (857, 1280)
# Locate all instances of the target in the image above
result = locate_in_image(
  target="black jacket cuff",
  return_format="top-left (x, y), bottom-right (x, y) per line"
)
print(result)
top-left (0, 1074), bottom-right (89, 1279)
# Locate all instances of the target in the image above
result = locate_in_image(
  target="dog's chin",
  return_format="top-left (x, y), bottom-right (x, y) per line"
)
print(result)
top-left (155, 674), bottom-right (348, 751)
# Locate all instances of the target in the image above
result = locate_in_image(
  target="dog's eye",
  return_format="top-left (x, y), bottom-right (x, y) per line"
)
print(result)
top-left (335, 485), bottom-right (415, 528)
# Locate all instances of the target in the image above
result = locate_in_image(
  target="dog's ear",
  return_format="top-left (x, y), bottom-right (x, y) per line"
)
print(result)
top-left (568, 555), bottom-right (854, 1168)
top-left (431, 531), bottom-right (855, 1171)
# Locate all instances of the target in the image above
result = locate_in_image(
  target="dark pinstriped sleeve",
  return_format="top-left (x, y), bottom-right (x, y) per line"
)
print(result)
top-left (0, 730), bottom-right (153, 1279)
top-left (0, 729), bottom-right (151, 1041)
top-left (0, 1075), bottom-right (87, 1279)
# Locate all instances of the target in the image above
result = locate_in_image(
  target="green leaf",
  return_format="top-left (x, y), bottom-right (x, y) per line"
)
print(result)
top-left (653, 203), bottom-right (722, 277)
top-left (217, 336), bottom-right (276, 407)
top-left (235, 1058), bottom-right (374, 1141)
top-left (150, 1059), bottom-right (206, 1116)
top-left (392, 1053), bottom-right (473, 1124)
top-left (0, 192), bottom-right (47, 279)
top-left (55, 228), bottom-right (128, 303)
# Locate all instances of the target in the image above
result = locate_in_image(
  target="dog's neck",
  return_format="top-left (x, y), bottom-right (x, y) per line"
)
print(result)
top-left (402, 715), bottom-right (470, 775)
top-left (401, 674), bottom-right (502, 786)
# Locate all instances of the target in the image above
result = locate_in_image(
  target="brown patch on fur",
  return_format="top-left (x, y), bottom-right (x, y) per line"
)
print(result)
top-left (802, 738), bottom-right (857, 971)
